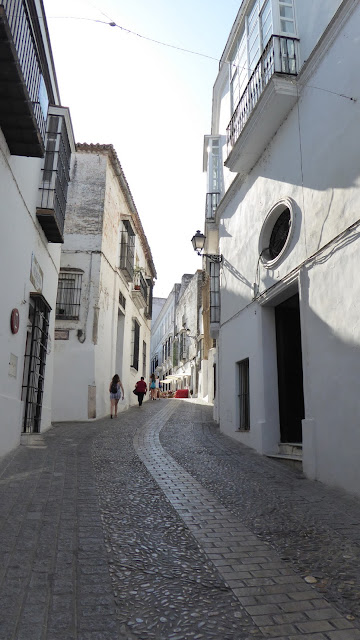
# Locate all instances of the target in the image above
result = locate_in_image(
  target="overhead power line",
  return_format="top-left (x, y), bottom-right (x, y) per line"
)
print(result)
top-left (48, 15), bottom-right (219, 62)
top-left (48, 15), bottom-right (358, 103)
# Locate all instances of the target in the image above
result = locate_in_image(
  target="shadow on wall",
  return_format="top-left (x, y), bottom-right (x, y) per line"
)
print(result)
top-left (299, 264), bottom-right (360, 495)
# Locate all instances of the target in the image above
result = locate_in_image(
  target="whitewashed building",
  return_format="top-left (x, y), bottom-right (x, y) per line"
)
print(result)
top-left (173, 271), bottom-right (204, 396)
top-left (202, 0), bottom-right (360, 496)
top-left (150, 285), bottom-right (180, 391)
top-left (150, 274), bottom-right (205, 395)
top-left (52, 144), bottom-right (156, 420)
top-left (0, 0), bottom-right (75, 456)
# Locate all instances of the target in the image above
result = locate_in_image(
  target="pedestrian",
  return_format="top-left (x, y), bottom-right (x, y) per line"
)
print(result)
top-left (109, 374), bottom-right (124, 418)
top-left (155, 375), bottom-right (161, 399)
top-left (135, 376), bottom-right (147, 406)
top-left (149, 373), bottom-right (156, 400)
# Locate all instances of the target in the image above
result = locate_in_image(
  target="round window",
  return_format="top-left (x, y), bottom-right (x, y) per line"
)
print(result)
top-left (259, 199), bottom-right (294, 267)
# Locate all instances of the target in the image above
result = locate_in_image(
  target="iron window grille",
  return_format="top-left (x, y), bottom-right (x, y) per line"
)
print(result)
top-left (131, 318), bottom-right (140, 370)
top-left (119, 220), bottom-right (135, 280)
top-left (209, 261), bottom-right (220, 323)
top-left (145, 278), bottom-right (153, 319)
top-left (237, 358), bottom-right (250, 431)
top-left (22, 293), bottom-right (51, 433)
top-left (173, 340), bottom-right (178, 367)
top-left (142, 340), bottom-right (147, 378)
top-left (38, 114), bottom-right (72, 238)
top-left (268, 207), bottom-right (291, 259)
top-left (56, 271), bottom-right (82, 319)
top-left (180, 332), bottom-right (188, 361)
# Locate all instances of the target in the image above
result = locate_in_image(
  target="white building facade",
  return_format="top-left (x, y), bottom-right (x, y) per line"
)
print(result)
top-left (52, 144), bottom-right (156, 420)
top-left (0, 0), bottom-right (75, 456)
top-left (150, 285), bottom-right (180, 391)
top-left (204, 0), bottom-right (360, 496)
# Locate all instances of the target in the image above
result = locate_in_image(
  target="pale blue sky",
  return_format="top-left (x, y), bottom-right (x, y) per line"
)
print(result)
top-left (43, 0), bottom-right (240, 297)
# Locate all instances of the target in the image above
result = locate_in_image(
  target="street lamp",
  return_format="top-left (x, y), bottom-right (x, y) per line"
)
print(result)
top-left (191, 230), bottom-right (222, 263)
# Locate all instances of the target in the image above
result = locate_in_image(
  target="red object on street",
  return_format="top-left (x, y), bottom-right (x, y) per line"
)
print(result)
top-left (174, 389), bottom-right (189, 398)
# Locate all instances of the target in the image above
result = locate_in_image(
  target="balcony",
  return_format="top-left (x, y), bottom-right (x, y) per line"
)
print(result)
top-left (225, 35), bottom-right (299, 175)
top-left (36, 108), bottom-right (73, 243)
top-left (131, 270), bottom-right (148, 309)
top-left (0, 0), bottom-right (48, 156)
top-left (205, 192), bottom-right (220, 222)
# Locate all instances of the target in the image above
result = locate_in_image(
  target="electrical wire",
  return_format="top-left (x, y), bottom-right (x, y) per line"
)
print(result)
top-left (48, 15), bottom-right (219, 62)
top-left (47, 14), bottom-right (358, 102)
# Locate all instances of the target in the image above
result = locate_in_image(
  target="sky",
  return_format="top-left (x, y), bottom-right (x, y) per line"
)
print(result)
top-left (43, 0), bottom-right (240, 298)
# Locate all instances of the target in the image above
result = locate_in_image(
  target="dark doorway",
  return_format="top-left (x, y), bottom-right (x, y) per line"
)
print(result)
top-left (275, 293), bottom-right (304, 443)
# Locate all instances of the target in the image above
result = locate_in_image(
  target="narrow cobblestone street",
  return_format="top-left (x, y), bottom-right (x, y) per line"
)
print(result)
top-left (1, 398), bottom-right (360, 640)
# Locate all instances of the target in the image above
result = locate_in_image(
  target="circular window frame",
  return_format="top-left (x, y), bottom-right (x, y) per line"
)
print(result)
top-left (259, 198), bottom-right (295, 268)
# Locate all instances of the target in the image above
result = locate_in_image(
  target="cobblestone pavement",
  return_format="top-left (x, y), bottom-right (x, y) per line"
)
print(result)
top-left (0, 398), bottom-right (360, 639)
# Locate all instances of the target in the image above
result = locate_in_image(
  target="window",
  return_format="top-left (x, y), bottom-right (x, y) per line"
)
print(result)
top-left (205, 137), bottom-right (221, 221)
top-left (199, 337), bottom-right (204, 362)
top-left (180, 332), bottom-right (187, 361)
top-left (237, 359), bottom-right (250, 431)
top-left (56, 270), bottom-right (82, 319)
top-left (119, 291), bottom-right (126, 309)
top-left (259, 198), bottom-right (294, 266)
top-left (145, 278), bottom-right (153, 319)
top-left (230, 0), bottom-right (273, 115)
top-left (142, 340), bottom-right (147, 378)
top-left (131, 318), bottom-right (140, 370)
top-left (279, 0), bottom-right (295, 34)
top-left (209, 261), bottom-right (220, 323)
top-left (119, 220), bottom-right (135, 279)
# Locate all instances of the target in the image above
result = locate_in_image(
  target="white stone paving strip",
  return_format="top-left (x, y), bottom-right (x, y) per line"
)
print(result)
top-left (134, 402), bottom-right (360, 640)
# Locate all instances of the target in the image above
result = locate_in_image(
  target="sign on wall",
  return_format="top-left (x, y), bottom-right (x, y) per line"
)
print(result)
top-left (30, 253), bottom-right (43, 293)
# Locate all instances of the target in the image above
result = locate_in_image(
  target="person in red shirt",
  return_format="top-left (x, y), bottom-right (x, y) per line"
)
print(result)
top-left (135, 376), bottom-right (147, 406)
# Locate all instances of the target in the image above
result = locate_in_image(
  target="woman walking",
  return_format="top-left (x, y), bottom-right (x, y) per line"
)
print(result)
top-left (109, 374), bottom-right (124, 418)
top-left (149, 373), bottom-right (156, 400)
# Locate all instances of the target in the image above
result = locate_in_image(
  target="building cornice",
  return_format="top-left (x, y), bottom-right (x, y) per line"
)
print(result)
top-left (76, 143), bottom-right (157, 280)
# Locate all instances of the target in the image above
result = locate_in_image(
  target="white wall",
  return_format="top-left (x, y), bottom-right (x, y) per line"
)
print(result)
top-left (53, 148), bottom-right (153, 421)
top-left (212, 0), bottom-right (360, 496)
top-left (0, 131), bottom-right (61, 455)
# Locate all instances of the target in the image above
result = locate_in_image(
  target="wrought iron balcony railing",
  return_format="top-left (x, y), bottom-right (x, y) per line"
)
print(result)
top-left (227, 35), bottom-right (299, 153)
top-left (37, 111), bottom-right (72, 242)
top-left (205, 192), bottom-right (220, 221)
top-left (132, 270), bottom-right (148, 309)
top-left (0, 0), bottom-right (48, 155)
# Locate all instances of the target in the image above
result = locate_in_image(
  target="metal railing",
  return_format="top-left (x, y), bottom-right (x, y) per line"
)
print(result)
top-left (134, 270), bottom-right (147, 302)
top-left (210, 261), bottom-right (220, 324)
top-left (227, 35), bottom-right (299, 152)
top-left (205, 192), bottom-right (220, 221)
top-left (22, 294), bottom-right (51, 433)
top-left (38, 115), bottom-right (72, 238)
top-left (2, 0), bottom-right (47, 143)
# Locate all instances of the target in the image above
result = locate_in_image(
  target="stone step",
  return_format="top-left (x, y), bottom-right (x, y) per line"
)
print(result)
top-left (278, 442), bottom-right (302, 457)
top-left (266, 442), bottom-right (303, 468)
